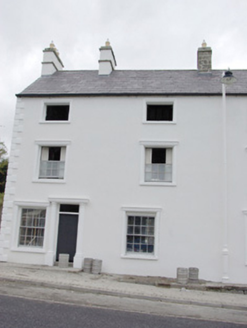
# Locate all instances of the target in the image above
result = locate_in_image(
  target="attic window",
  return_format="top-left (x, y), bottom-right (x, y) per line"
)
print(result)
top-left (45, 105), bottom-right (69, 121)
top-left (147, 104), bottom-right (173, 121)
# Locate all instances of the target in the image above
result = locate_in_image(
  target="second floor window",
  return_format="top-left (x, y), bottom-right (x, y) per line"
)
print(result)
top-left (146, 104), bottom-right (173, 121)
top-left (45, 105), bottom-right (70, 121)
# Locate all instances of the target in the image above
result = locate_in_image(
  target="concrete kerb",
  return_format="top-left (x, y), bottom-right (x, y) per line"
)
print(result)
top-left (1, 276), bottom-right (247, 312)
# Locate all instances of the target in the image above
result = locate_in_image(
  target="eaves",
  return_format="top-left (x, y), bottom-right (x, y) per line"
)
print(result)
top-left (16, 92), bottom-right (247, 98)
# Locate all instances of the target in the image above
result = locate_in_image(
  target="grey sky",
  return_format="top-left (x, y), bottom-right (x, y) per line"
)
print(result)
top-left (1, 0), bottom-right (246, 151)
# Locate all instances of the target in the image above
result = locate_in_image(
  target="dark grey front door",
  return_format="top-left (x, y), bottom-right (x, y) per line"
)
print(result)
top-left (56, 213), bottom-right (79, 262)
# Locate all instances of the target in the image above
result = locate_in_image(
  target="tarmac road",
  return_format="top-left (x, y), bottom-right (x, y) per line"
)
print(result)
top-left (0, 280), bottom-right (247, 325)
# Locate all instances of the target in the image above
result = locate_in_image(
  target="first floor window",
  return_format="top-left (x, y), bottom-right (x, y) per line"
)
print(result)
top-left (145, 147), bottom-right (172, 182)
top-left (19, 208), bottom-right (46, 247)
top-left (126, 215), bottom-right (155, 254)
top-left (39, 146), bottom-right (66, 179)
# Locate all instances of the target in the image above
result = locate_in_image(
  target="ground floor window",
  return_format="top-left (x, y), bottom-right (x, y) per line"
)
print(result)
top-left (122, 207), bottom-right (161, 259)
top-left (126, 215), bottom-right (155, 254)
top-left (19, 208), bottom-right (46, 247)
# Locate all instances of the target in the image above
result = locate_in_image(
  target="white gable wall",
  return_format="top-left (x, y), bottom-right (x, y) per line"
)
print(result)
top-left (1, 95), bottom-right (247, 283)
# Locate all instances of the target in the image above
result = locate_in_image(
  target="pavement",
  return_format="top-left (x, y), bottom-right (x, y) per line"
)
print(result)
top-left (0, 262), bottom-right (247, 312)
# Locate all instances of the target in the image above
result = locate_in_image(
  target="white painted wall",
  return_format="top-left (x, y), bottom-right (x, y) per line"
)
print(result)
top-left (1, 94), bottom-right (247, 283)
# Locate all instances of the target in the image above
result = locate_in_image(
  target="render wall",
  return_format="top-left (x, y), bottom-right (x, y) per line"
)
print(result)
top-left (1, 95), bottom-right (247, 283)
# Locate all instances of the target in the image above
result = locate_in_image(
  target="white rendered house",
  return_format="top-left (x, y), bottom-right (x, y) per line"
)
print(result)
top-left (1, 40), bottom-right (247, 284)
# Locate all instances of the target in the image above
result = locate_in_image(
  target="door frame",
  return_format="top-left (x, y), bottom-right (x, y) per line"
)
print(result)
top-left (45, 197), bottom-right (89, 269)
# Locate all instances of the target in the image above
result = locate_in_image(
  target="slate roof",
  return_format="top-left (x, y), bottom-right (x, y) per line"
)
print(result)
top-left (17, 70), bottom-right (247, 97)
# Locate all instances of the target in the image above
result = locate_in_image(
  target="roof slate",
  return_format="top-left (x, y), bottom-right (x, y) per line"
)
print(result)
top-left (17, 70), bottom-right (247, 97)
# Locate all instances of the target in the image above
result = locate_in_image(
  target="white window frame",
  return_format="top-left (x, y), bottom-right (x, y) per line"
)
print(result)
top-left (139, 140), bottom-right (178, 186)
top-left (143, 98), bottom-right (177, 124)
top-left (11, 201), bottom-right (49, 253)
top-left (33, 140), bottom-right (71, 183)
top-left (39, 99), bottom-right (72, 124)
top-left (121, 207), bottom-right (161, 260)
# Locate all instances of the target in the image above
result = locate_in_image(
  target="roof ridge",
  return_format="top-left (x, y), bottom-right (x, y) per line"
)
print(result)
top-left (56, 69), bottom-right (247, 73)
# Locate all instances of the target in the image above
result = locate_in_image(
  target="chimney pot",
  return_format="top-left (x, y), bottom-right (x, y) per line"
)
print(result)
top-left (50, 41), bottom-right (55, 48)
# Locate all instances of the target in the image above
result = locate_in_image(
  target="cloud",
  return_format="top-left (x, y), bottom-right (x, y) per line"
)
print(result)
top-left (0, 0), bottom-right (247, 151)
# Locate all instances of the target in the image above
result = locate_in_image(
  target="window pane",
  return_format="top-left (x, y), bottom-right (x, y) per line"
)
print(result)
top-left (46, 105), bottom-right (69, 121)
top-left (128, 216), bottom-right (134, 225)
top-left (141, 236), bottom-right (147, 244)
top-left (48, 147), bottom-right (61, 161)
top-left (147, 227), bottom-right (154, 235)
top-left (134, 226), bottom-right (140, 234)
top-left (134, 245), bottom-right (140, 252)
top-left (19, 227), bottom-right (26, 235)
top-left (39, 218), bottom-right (45, 227)
top-left (134, 216), bottom-right (141, 225)
top-left (39, 159), bottom-right (65, 179)
top-left (127, 244), bottom-right (133, 252)
top-left (145, 163), bottom-right (172, 182)
top-left (134, 236), bottom-right (140, 243)
top-left (152, 148), bottom-right (166, 164)
top-left (147, 104), bottom-right (173, 121)
top-left (26, 217), bottom-right (32, 227)
top-left (60, 204), bottom-right (79, 213)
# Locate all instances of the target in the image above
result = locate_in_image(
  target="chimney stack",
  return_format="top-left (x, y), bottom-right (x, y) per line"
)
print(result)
top-left (41, 41), bottom-right (64, 76)
top-left (197, 40), bottom-right (212, 73)
top-left (98, 40), bottom-right (117, 75)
